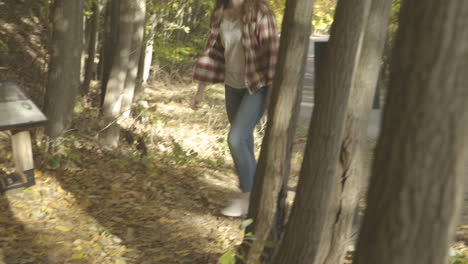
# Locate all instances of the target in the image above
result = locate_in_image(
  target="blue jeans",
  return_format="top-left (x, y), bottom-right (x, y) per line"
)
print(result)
top-left (225, 85), bottom-right (268, 193)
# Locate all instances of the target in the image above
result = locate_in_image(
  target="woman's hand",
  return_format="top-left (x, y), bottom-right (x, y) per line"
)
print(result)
top-left (191, 83), bottom-right (207, 110)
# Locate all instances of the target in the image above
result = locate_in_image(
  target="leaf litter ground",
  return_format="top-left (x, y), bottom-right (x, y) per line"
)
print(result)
top-left (0, 81), bottom-right (466, 264)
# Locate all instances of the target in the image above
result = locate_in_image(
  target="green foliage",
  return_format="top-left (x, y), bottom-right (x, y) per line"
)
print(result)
top-left (147, 0), bottom-right (213, 72)
top-left (39, 135), bottom-right (83, 169)
top-left (217, 219), bottom-right (276, 264)
top-left (218, 250), bottom-right (236, 264)
top-left (0, 40), bottom-right (9, 54)
top-left (74, 99), bottom-right (85, 114)
top-left (269, 0), bottom-right (286, 31)
top-left (162, 138), bottom-right (198, 165)
top-left (378, 0), bottom-right (402, 91)
top-left (269, 0), bottom-right (336, 35)
top-left (154, 40), bottom-right (201, 72)
top-left (450, 249), bottom-right (467, 264)
top-left (147, 0), bottom-right (337, 73)
top-left (84, 0), bottom-right (94, 18)
top-left (384, 0), bottom-right (402, 50)
top-left (390, 0), bottom-right (402, 32)
top-left (239, 218), bottom-right (254, 230)
top-left (312, 0), bottom-right (336, 35)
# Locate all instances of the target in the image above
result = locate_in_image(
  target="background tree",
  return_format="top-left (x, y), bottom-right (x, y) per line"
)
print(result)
top-left (134, 8), bottom-right (157, 100)
top-left (99, 0), bottom-right (120, 108)
top-left (82, 0), bottom-right (101, 94)
top-left (353, 0), bottom-right (468, 263)
top-left (270, 0), bottom-right (371, 262)
top-left (120, 0), bottom-right (145, 117)
top-left (148, 0), bottom-right (213, 74)
top-left (44, 0), bottom-right (84, 137)
top-left (238, 0), bottom-right (315, 262)
top-left (98, 0), bottom-right (136, 147)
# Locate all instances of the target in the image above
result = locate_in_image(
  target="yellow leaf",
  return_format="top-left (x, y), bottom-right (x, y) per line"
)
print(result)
top-left (71, 252), bottom-right (85, 259)
top-left (56, 226), bottom-right (73, 232)
top-left (74, 245), bottom-right (83, 251)
top-left (159, 217), bottom-right (177, 224)
top-left (94, 244), bottom-right (103, 250)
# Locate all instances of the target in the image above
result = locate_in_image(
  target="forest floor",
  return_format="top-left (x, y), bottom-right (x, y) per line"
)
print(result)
top-left (0, 80), bottom-right (310, 264)
top-left (0, 80), bottom-right (466, 264)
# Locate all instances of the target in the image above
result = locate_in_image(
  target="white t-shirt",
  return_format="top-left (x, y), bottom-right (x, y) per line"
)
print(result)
top-left (220, 18), bottom-right (246, 89)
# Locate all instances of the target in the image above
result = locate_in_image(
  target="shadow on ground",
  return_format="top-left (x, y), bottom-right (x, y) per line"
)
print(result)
top-left (42, 145), bottom-right (242, 263)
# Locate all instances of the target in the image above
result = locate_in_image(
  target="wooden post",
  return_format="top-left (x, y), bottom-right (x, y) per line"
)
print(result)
top-left (11, 130), bottom-right (35, 186)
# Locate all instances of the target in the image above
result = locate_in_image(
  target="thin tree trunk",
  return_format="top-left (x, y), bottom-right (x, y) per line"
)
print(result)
top-left (354, 1), bottom-right (468, 264)
top-left (143, 13), bottom-right (157, 84)
top-left (97, 1), bottom-right (108, 83)
top-left (271, 0), bottom-right (371, 263)
top-left (315, 0), bottom-right (393, 263)
top-left (120, 0), bottom-right (145, 117)
top-left (82, 1), bottom-right (100, 94)
top-left (134, 40), bottom-right (146, 101)
top-left (44, 0), bottom-right (84, 137)
top-left (100, 0), bottom-right (120, 108)
top-left (238, 0), bottom-right (314, 262)
top-left (98, 0), bottom-right (134, 148)
top-left (81, 15), bottom-right (89, 82)
top-left (135, 12), bottom-right (156, 100)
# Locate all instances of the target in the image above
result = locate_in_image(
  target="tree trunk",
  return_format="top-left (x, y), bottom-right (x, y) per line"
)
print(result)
top-left (97, 1), bottom-right (108, 83)
top-left (81, 15), bottom-right (89, 82)
top-left (144, 13), bottom-right (157, 84)
top-left (314, 0), bottom-right (393, 263)
top-left (237, 0), bottom-right (314, 262)
top-left (134, 39), bottom-right (147, 101)
top-left (44, 0), bottom-right (84, 137)
top-left (353, 1), bottom-right (468, 264)
top-left (98, 0), bottom-right (134, 148)
top-left (270, 0), bottom-right (371, 263)
top-left (82, 1), bottom-right (100, 94)
top-left (120, 0), bottom-right (145, 117)
top-left (135, 12), bottom-right (156, 100)
top-left (100, 0), bottom-right (120, 108)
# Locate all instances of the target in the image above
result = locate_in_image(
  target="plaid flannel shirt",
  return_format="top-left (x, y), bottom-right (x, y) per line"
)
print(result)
top-left (193, 8), bottom-right (279, 93)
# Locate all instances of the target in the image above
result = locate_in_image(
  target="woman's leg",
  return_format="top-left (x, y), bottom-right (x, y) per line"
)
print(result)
top-left (226, 86), bottom-right (268, 193)
top-left (224, 85), bottom-right (247, 124)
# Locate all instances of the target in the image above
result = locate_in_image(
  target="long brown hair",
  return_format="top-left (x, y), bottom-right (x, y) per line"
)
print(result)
top-left (210, 0), bottom-right (274, 25)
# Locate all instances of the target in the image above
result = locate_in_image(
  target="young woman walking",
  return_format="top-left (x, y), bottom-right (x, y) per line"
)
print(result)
top-left (191, 0), bottom-right (279, 217)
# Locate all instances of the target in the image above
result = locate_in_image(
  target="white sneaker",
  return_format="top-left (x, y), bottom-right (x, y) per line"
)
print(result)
top-left (221, 198), bottom-right (249, 217)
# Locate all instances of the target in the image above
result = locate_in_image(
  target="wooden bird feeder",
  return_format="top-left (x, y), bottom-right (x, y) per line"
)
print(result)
top-left (0, 80), bottom-right (47, 193)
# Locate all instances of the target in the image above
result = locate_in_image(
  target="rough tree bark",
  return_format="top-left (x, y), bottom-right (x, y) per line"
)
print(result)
top-left (98, 0), bottom-right (134, 148)
top-left (314, 1), bottom-right (393, 263)
top-left (270, 0), bottom-right (371, 263)
top-left (237, 0), bottom-right (314, 262)
top-left (353, 1), bottom-right (468, 264)
top-left (82, 1), bottom-right (100, 94)
top-left (120, 0), bottom-right (145, 117)
top-left (44, 0), bottom-right (84, 137)
top-left (99, 0), bottom-right (120, 108)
